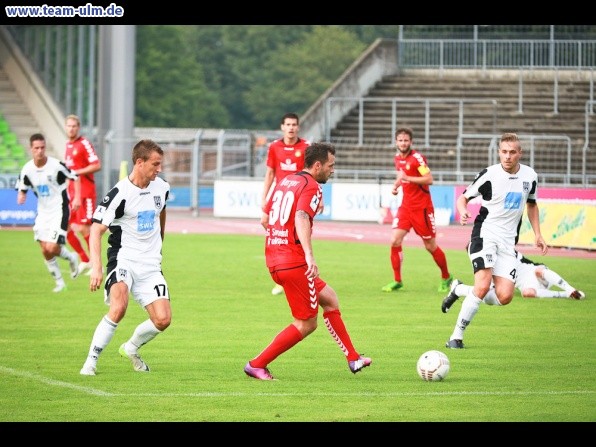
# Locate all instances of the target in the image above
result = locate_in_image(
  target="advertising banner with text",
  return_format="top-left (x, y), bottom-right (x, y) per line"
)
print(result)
top-left (518, 201), bottom-right (596, 250)
top-left (0, 189), bottom-right (37, 226)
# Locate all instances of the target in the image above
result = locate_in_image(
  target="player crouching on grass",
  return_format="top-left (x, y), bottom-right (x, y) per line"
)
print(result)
top-left (442, 250), bottom-right (585, 315)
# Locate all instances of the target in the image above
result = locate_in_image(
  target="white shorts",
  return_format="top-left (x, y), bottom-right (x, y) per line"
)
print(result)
top-left (33, 223), bottom-right (67, 245)
top-left (103, 259), bottom-right (170, 308)
top-left (468, 237), bottom-right (517, 283)
top-left (516, 263), bottom-right (548, 292)
top-left (33, 207), bottom-right (67, 244)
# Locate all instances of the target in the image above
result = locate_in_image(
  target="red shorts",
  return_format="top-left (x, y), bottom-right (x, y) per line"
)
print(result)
top-left (271, 265), bottom-right (326, 320)
top-left (391, 206), bottom-right (437, 240)
top-left (70, 196), bottom-right (96, 226)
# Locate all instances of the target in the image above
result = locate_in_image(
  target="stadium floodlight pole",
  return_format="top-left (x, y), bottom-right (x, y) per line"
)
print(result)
top-left (191, 129), bottom-right (203, 217)
top-left (377, 173), bottom-right (385, 225)
top-left (378, 173), bottom-right (383, 207)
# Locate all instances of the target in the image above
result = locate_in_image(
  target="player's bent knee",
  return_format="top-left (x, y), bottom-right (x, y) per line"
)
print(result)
top-left (497, 294), bottom-right (514, 305)
top-left (154, 320), bottom-right (170, 331)
top-left (522, 288), bottom-right (537, 298)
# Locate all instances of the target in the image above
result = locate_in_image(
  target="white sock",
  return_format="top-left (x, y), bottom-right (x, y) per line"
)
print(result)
top-left (85, 315), bottom-right (118, 365)
top-left (541, 269), bottom-right (574, 294)
top-left (59, 246), bottom-right (77, 263)
top-left (45, 257), bottom-right (64, 285)
top-left (125, 319), bottom-right (162, 354)
top-left (455, 283), bottom-right (472, 297)
top-left (535, 289), bottom-right (567, 298)
top-left (482, 288), bottom-right (502, 306)
top-left (450, 291), bottom-right (481, 341)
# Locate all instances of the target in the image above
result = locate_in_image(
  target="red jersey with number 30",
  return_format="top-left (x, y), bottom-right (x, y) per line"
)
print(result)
top-left (266, 137), bottom-right (310, 182)
top-left (394, 149), bottom-right (433, 209)
top-left (64, 136), bottom-right (99, 198)
top-left (263, 171), bottom-right (322, 271)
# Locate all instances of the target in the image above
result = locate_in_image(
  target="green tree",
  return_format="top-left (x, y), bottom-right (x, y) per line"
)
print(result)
top-left (135, 25), bottom-right (229, 127)
top-left (136, 25), bottom-right (394, 128)
top-left (243, 26), bottom-right (366, 128)
top-left (343, 25), bottom-right (399, 43)
top-left (185, 25), bottom-right (315, 128)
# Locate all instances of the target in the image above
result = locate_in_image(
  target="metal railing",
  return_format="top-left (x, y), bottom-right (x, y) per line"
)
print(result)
top-left (325, 97), bottom-right (498, 146)
top-left (102, 128), bottom-right (255, 213)
top-left (329, 134), bottom-right (596, 187)
top-left (324, 68), bottom-right (595, 146)
top-left (398, 38), bottom-right (596, 70)
top-left (456, 134), bottom-right (573, 183)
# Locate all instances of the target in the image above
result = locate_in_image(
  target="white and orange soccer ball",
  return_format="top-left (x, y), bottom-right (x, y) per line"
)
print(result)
top-left (417, 350), bottom-right (450, 381)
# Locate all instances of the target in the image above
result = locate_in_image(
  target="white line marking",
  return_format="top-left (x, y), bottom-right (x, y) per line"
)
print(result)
top-left (0, 365), bottom-right (114, 396)
top-left (1, 365), bottom-right (594, 398)
top-left (314, 229), bottom-right (365, 240)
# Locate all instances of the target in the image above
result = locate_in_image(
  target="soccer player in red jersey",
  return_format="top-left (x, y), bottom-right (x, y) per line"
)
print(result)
top-left (244, 142), bottom-right (371, 380)
top-left (261, 113), bottom-right (311, 296)
top-left (64, 114), bottom-right (102, 276)
top-left (381, 127), bottom-right (453, 293)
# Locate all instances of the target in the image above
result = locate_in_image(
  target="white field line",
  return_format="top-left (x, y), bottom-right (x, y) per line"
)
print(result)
top-left (1, 365), bottom-right (594, 398)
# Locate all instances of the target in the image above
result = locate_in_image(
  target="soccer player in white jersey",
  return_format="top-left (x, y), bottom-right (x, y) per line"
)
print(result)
top-left (445, 132), bottom-right (548, 349)
top-left (80, 140), bottom-right (171, 376)
top-left (16, 133), bottom-right (81, 292)
top-left (442, 251), bottom-right (585, 313)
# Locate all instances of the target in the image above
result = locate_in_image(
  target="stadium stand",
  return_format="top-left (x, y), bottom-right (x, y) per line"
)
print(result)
top-left (0, 66), bottom-right (44, 172)
top-left (1, 25), bottom-right (595, 186)
top-left (328, 69), bottom-right (596, 184)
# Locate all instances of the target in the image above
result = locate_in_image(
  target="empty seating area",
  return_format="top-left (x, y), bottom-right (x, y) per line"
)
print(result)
top-left (0, 65), bottom-right (44, 174)
top-left (329, 69), bottom-right (596, 185)
top-left (2, 38), bottom-right (595, 186)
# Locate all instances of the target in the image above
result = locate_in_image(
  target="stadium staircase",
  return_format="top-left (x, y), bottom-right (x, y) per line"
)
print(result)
top-left (329, 69), bottom-right (596, 183)
top-left (0, 66), bottom-right (44, 173)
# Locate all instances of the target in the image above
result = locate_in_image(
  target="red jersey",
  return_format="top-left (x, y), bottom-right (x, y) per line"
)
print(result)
top-left (263, 171), bottom-right (322, 271)
top-left (266, 137), bottom-right (310, 182)
top-left (64, 136), bottom-right (100, 198)
top-left (394, 149), bottom-right (433, 209)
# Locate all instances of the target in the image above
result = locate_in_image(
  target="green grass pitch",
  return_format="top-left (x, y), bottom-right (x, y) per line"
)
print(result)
top-left (0, 230), bottom-right (594, 422)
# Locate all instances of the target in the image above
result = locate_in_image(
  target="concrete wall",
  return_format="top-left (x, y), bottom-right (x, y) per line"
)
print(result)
top-left (0, 26), bottom-right (64, 155)
top-left (300, 38), bottom-right (399, 142)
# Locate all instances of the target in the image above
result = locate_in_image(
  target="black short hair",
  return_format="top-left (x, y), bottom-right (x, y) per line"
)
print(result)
top-left (29, 133), bottom-right (45, 145)
top-left (305, 142), bottom-right (335, 168)
top-left (281, 113), bottom-right (299, 125)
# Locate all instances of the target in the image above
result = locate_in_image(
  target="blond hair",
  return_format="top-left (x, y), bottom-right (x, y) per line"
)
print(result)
top-left (65, 114), bottom-right (81, 126)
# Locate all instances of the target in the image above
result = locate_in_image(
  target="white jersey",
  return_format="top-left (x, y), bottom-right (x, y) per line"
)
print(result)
top-left (92, 176), bottom-right (170, 266)
top-left (16, 156), bottom-right (78, 238)
top-left (464, 162), bottom-right (538, 250)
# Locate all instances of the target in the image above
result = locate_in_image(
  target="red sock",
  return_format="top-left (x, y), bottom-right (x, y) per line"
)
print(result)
top-left (250, 324), bottom-right (303, 368)
top-left (67, 230), bottom-right (90, 263)
top-left (390, 246), bottom-right (403, 282)
top-left (323, 309), bottom-right (359, 362)
top-left (83, 233), bottom-right (91, 251)
top-left (431, 246), bottom-right (450, 279)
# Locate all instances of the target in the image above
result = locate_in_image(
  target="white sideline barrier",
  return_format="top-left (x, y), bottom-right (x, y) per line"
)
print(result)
top-left (213, 180), bottom-right (262, 219)
top-left (213, 180), bottom-right (403, 222)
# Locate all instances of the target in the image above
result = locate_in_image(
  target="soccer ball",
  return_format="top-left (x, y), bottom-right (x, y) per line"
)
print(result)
top-left (417, 350), bottom-right (450, 381)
